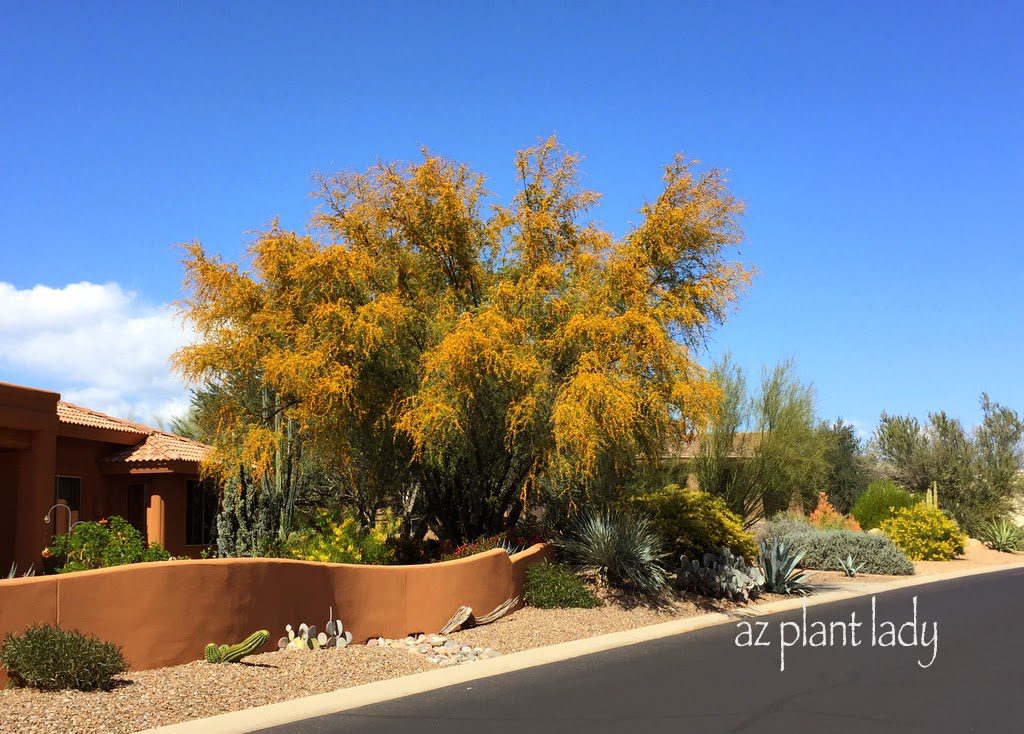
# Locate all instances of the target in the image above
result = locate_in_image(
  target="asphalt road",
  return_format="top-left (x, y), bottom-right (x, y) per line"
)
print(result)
top-left (261, 567), bottom-right (1024, 734)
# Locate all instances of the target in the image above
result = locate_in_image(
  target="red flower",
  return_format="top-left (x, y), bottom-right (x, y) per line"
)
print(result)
top-left (98, 517), bottom-right (109, 526)
top-left (41, 548), bottom-right (51, 558)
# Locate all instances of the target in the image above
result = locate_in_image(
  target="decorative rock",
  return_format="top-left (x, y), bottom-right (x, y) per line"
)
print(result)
top-left (366, 638), bottom-right (378, 646)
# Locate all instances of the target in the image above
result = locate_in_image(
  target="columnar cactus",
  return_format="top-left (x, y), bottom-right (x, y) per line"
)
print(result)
top-left (203, 630), bottom-right (269, 664)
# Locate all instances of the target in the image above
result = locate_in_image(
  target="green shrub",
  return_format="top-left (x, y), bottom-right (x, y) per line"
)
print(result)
top-left (623, 485), bottom-right (757, 562)
top-left (524, 562), bottom-right (602, 608)
top-left (851, 480), bottom-right (918, 530)
top-left (557, 509), bottom-right (669, 596)
top-left (46, 516), bottom-right (170, 573)
top-left (758, 516), bottom-right (914, 575)
top-left (0, 624), bottom-right (126, 691)
top-left (283, 509), bottom-right (398, 564)
top-left (978, 518), bottom-right (1024, 552)
top-left (879, 504), bottom-right (965, 561)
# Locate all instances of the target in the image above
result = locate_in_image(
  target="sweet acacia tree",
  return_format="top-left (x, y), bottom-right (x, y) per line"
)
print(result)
top-left (174, 138), bottom-right (750, 543)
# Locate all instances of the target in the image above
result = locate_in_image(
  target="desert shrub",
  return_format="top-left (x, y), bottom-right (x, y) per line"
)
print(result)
top-left (624, 485), bottom-right (757, 561)
top-left (879, 504), bottom-right (965, 561)
top-left (851, 480), bottom-right (919, 530)
top-left (678, 547), bottom-right (763, 601)
top-left (524, 562), bottom-right (602, 608)
top-left (557, 509), bottom-right (669, 596)
top-left (283, 509), bottom-right (398, 564)
top-left (385, 536), bottom-right (444, 564)
top-left (0, 624), bottom-right (126, 691)
top-left (46, 516), bottom-right (170, 573)
top-left (808, 491), bottom-right (860, 531)
top-left (758, 516), bottom-right (914, 575)
top-left (978, 518), bottom-right (1024, 552)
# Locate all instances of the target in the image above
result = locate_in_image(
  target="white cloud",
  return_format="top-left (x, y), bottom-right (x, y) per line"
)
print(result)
top-left (0, 281), bottom-right (195, 427)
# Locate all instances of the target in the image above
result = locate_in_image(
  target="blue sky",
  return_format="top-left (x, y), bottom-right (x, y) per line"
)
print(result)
top-left (1, 1), bottom-right (1021, 432)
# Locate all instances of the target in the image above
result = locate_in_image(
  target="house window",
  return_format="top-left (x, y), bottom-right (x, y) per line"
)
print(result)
top-left (55, 475), bottom-right (81, 513)
top-left (186, 481), bottom-right (218, 546)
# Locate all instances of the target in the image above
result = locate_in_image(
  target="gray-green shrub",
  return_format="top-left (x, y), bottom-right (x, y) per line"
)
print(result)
top-left (524, 562), bottom-right (602, 608)
top-left (759, 516), bottom-right (914, 575)
top-left (0, 624), bottom-right (126, 691)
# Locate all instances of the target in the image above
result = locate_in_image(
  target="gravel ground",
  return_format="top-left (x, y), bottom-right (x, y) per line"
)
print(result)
top-left (0, 646), bottom-right (433, 734)
top-left (449, 591), bottom-right (747, 654)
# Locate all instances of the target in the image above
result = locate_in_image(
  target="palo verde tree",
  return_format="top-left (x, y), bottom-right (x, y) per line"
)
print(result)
top-left (174, 138), bottom-right (750, 543)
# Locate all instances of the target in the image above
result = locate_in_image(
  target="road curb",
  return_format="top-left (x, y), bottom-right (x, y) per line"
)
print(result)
top-left (136, 558), bottom-right (1024, 734)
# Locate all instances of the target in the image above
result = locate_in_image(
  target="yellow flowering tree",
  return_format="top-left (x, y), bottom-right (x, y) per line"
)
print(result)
top-left (174, 137), bottom-right (750, 543)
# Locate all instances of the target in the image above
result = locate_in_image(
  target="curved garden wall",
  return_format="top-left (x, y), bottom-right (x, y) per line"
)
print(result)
top-left (0, 543), bottom-right (552, 683)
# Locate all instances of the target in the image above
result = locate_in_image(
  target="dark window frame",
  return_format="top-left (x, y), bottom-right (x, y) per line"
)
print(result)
top-left (185, 480), bottom-right (218, 546)
top-left (54, 475), bottom-right (82, 513)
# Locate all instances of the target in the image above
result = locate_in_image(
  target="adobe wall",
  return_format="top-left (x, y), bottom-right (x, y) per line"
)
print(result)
top-left (0, 544), bottom-right (554, 684)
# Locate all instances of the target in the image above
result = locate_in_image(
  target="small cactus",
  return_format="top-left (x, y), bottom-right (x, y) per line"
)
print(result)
top-left (204, 630), bottom-right (269, 664)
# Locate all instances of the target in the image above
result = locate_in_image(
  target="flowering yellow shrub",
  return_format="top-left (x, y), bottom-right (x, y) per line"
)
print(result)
top-left (284, 510), bottom-right (399, 564)
top-left (879, 504), bottom-right (965, 561)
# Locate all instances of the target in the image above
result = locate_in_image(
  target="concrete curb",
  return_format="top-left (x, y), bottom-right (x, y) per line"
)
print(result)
top-left (137, 558), bottom-right (1024, 734)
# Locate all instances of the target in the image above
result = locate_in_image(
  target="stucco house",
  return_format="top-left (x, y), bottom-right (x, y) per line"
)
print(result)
top-left (0, 381), bottom-right (215, 572)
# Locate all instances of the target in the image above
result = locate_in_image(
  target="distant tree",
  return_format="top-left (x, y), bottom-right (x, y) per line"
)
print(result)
top-left (820, 419), bottom-right (870, 513)
top-left (174, 138), bottom-right (751, 543)
top-left (694, 356), bottom-right (830, 525)
top-left (872, 394), bottom-right (1024, 533)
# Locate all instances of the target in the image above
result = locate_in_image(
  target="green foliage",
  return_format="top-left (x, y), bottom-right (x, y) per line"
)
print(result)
top-left (820, 419), bottom-right (871, 514)
top-left (873, 395), bottom-right (1024, 534)
top-left (283, 509), bottom-right (398, 564)
top-left (0, 624), bottom-right (126, 691)
top-left (204, 630), bottom-right (269, 663)
top-left (524, 562), bottom-right (603, 608)
top-left (46, 516), bottom-right (170, 573)
top-left (678, 547), bottom-right (764, 601)
top-left (758, 516), bottom-right (914, 575)
top-left (851, 480), bottom-right (918, 530)
top-left (623, 485), bottom-right (757, 561)
top-left (879, 504), bottom-right (965, 561)
top-left (978, 518), bottom-right (1024, 552)
top-left (557, 509), bottom-right (669, 596)
top-left (694, 356), bottom-right (831, 524)
top-left (758, 539), bottom-right (813, 595)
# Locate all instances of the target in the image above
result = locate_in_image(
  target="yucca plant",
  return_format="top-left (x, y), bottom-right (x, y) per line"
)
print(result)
top-left (836, 554), bottom-right (863, 578)
top-left (759, 539), bottom-right (813, 595)
top-left (557, 509), bottom-right (669, 596)
top-left (978, 518), bottom-right (1024, 553)
top-left (4, 563), bottom-right (35, 580)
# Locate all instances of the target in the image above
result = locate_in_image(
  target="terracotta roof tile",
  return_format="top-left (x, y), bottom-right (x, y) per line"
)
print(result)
top-left (57, 400), bottom-right (211, 466)
top-left (102, 431), bottom-right (211, 465)
top-left (57, 401), bottom-right (152, 434)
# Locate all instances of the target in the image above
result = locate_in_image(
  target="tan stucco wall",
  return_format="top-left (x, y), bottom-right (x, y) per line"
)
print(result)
top-left (0, 544), bottom-right (553, 685)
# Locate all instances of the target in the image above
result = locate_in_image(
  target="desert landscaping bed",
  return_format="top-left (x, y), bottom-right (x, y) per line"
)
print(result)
top-left (0, 590), bottom-right (769, 734)
top-left (3, 542), bottom-right (1021, 734)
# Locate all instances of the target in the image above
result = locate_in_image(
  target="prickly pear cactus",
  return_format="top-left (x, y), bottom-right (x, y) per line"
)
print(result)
top-left (678, 547), bottom-right (765, 601)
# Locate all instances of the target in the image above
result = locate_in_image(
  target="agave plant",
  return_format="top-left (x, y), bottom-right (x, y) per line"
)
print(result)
top-left (4, 563), bottom-right (34, 580)
top-left (759, 539), bottom-right (813, 595)
top-left (557, 509), bottom-right (669, 596)
top-left (836, 554), bottom-right (863, 578)
top-left (978, 518), bottom-right (1024, 553)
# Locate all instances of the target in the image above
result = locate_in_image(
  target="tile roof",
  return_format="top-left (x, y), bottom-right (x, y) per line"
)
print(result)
top-left (101, 431), bottom-right (211, 465)
top-left (57, 400), bottom-right (210, 466)
top-left (57, 401), bottom-right (153, 434)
